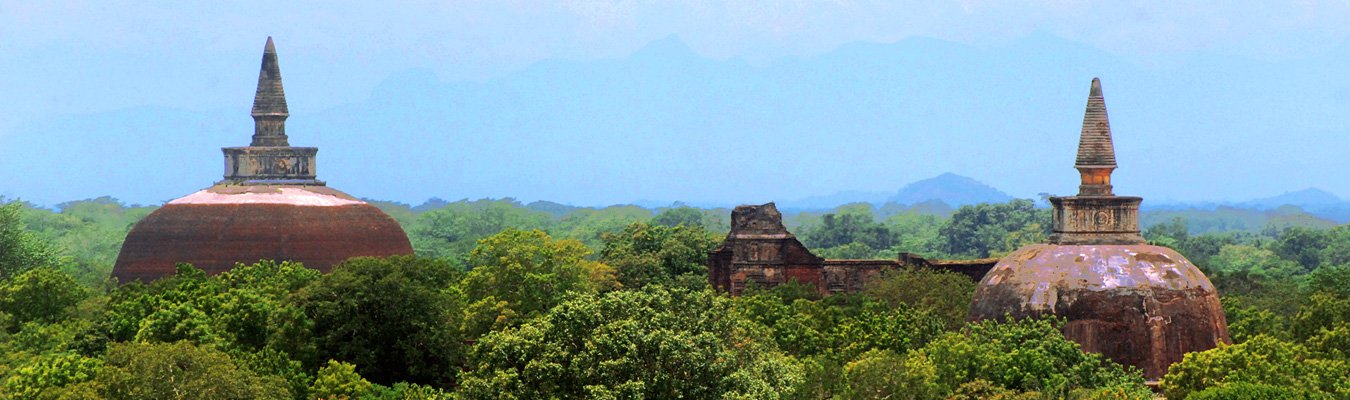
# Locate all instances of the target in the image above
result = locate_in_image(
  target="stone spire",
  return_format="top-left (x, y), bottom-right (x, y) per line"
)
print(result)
top-left (1048, 78), bottom-right (1143, 245)
top-left (221, 37), bottom-right (321, 186)
top-left (1075, 78), bottom-right (1115, 196)
top-left (251, 37), bottom-right (289, 147)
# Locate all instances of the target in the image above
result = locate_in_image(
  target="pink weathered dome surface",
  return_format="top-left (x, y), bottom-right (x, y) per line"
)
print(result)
top-left (968, 244), bottom-right (1230, 379)
top-left (111, 185), bottom-right (413, 282)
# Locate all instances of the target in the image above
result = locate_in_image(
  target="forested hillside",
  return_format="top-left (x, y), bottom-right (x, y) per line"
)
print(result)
top-left (0, 197), bottom-right (1345, 398)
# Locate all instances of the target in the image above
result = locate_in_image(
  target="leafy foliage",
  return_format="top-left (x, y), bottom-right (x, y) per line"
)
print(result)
top-left (1, 352), bottom-right (101, 400)
top-left (863, 267), bottom-right (977, 329)
top-left (802, 207), bottom-right (895, 251)
top-left (939, 199), bottom-right (1049, 258)
top-left (61, 341), bottom-right (290, 400)
top-left (0, 203), bottom-right (61, 281)
top-left (915, 317), bottom-right (1147, 397)
top-left (0, 196), bottom-right (1345, 398)
top-left (598, 222), bottom-right (719, 289)
top-left (281, 256), bottom-right (464, 387)
top-left (309, 360), bottom-right (373, 400)
top-left (464, 229), bottom-right (615, 322)
top-left (408, 199), bottom-right (553, 266)
top-left (459, 286), bottom-right (803, 399)
top-left (1161, 334), bottom-right (1349, 399)
top-left (0, 268), bottom-right (86, 328)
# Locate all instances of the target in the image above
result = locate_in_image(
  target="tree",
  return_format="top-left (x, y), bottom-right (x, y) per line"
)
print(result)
top-left (0, 268), bottom-right (87, 328)
top-left (651, 206), bottom-right (706, 228)
top-left (802, 207), bottom-right (894, 252)
top-left (1175, 232), bottom-right (1252, 269)
top-left (916, 318), bottom-right (1147, 397)
top-left (0, 202), bottom-right (60, 280)
top-left (1185, 382), bottom-right (1321, 400)
top-left (279, 256), bottom-right (464, 387)
top-left (1272, 226), bottom-right (1329, 272)
top-left (1302, 264), bottom-right (1350, 298)
top-left (813, 242), bottom-right (878, 259)
top-left (1318, 224), bottom-right (1350, 267)
top-left (1204, 244), bottom-right (1302, 297)
top-left (1291, 292), bottom-right (1350, 342)
top-left (1, 352), bottom-right (102, 400)
top-left (463, 229), bottom-right (614, 324)
top-left (840, 349), bottom-right (941, 400)
top-left (549, 205), bottom-right (653, 250)
top-left (18, 197), bottom-right (156, 286)
top-left (938, 200), bottom-right (1048, 258)
top-left (211, 261), bottom-right (321, 351)
top-left (882, 212), bottom-right (944, 257)
top-left (58, 341), bottom-right (289, 400)
top-left (863, 267), bottom-right (976, 329)
top-left (308, 360), bottom-right (373, 400)
top-left (1143, 217), bottom-right (1189, 245)
top-left (733, 285), bottom-right (947, 362)
top-left (457, 286), bottom-right (803, 399)
top-left (407, 199), bottom-right (553, 266)
top-left (1221, 296), bottom-right (1291, 343)
top-left (94, 264), bottom-right (224, 346)
top-left (1161, 335), bottom-right (1348, 400)
top-left (599, 222), bottom-right (720, 289)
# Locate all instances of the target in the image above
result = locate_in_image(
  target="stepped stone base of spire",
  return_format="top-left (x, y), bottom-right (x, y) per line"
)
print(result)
top-left (221, 146), bottom-right (322, 185)
top-left (1048, 195), bottom-right (1145, 245)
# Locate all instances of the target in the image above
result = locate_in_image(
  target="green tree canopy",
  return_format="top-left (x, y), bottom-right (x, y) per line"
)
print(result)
top-left (0, 268), bottom-right (86, 329)
top-left (1161, 334), bottom-right (1349, 400)
top-left (916, 318), bottom-right (1147, 397)
top-left (279, 256), bottom-right (464, 387)
top-left (458, 286), bottom-right (804, 399)
top-left (463, 229), bottom-right (614, 323)
top-left (58, 341), bottom-right (289, 400)
top-left (599, 222), bottom-right (719, 289)
top-left (408, 199), bottom-right (553, 266)
top-left (802, 206), bottom-right (894, 252)
top-left (938, 199), bottom-right (1049, 258)
top-left (0, 203), bottom-right (60, 281)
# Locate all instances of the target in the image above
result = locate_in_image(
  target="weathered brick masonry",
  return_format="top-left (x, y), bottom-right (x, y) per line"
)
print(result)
top-left (708, 202), bottom-right (998, 297)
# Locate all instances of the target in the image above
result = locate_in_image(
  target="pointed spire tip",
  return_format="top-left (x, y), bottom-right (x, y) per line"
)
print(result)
top-left (264, 36), bottom-right (275, 53)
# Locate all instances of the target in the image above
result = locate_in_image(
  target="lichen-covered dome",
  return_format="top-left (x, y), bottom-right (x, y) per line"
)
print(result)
top-left (110, 37), bottom-right (413, 282)
top-left (968, 244), bottom-right (1228, 378)
top-left (113, 185), bottom-right (412, 282)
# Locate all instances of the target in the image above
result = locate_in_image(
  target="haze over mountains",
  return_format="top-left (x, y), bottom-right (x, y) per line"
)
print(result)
top-left (787, 173), bottom-right (1012, 210)
top-left (5, 33), bottom-right (1350, 207)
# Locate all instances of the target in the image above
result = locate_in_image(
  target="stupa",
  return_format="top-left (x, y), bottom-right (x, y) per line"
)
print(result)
top-left (967, 78), bottom-right (1229, 379)
top-left (112, 37), bottom-right (413, 282)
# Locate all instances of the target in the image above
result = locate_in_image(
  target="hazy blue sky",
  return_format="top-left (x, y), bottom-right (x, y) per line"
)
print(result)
top-left (4, 1), bottom-right (1350, 206)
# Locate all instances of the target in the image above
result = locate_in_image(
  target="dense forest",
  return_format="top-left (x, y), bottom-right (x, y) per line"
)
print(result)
top-left (0, 196), bottom-right (1345, 399)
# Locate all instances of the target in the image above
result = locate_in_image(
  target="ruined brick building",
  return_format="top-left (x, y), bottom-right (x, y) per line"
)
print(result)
top-left (112, 38), bottom-right (413, 282)
top-left (707, 202), bottom-right (997, 296)
top-left (967, 78), bottom-right (1229, 380)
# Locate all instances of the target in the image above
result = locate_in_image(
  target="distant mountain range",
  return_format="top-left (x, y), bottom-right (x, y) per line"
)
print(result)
top-left (888, 173), bottom-right (1013, 207)
top-left (1243, 188), bottom-right (1345, 209)
top-left (784, 173), bottom-right (1012, 210)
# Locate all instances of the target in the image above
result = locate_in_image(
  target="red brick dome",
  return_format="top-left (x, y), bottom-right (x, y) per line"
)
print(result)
top-left (112, 185), bottom-right (411, 282)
